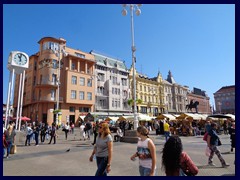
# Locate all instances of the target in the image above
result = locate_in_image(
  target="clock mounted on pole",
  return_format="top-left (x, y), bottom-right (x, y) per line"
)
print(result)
top-left (6, 51), bottom-right (29, 130)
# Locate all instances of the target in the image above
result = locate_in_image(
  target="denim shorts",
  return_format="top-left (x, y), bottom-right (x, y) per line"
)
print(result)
top-left (139, 165), bottom-right (154, 176)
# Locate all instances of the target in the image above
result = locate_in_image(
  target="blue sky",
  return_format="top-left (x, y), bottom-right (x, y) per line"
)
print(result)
top-left (3, 4), bottom-right (235, 108)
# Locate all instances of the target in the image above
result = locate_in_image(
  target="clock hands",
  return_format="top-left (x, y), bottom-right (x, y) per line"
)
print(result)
top-left (18, 54), bottom-right (22, 62)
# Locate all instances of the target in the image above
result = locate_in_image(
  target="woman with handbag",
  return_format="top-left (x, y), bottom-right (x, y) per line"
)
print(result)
top-left (161, 135), bottom-right (198, 176)
top-left (207, 122), bottom-right (229, 168)
top-left (5, 125), bottom-right (16, 158)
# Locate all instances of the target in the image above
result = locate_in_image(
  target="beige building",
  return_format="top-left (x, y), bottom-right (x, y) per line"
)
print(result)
top-left (13, 37), bottom-right (95, 125)
top-left (163, 71), bottom-right (189, 113)
top-left (129, 67), bottom-right (165, 117)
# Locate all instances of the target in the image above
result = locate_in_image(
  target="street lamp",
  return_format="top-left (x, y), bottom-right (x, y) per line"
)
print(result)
top-left (53, 44), bottom-right (67, 126)
top-left (122, 4), bottom-right (141, 130)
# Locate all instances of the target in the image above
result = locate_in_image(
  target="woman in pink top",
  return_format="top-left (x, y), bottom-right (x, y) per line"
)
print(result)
top-left (161, 135), bottom-right (199, 176)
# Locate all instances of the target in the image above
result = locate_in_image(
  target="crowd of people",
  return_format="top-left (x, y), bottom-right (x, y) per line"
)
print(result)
top-left (3, 117), bottom-right (235, 176)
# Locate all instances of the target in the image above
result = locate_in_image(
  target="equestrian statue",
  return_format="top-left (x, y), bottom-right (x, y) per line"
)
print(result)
top-left (186, 100), bottom-right (199, 113)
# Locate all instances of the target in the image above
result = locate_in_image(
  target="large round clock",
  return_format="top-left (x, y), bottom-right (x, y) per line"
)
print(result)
top-left (13, 52), bottom-right (28, 66)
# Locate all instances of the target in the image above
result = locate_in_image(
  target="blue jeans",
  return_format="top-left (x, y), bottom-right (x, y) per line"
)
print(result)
top-left (6, 141), bottom-right (12, 157)
top-left (164, 131), bottom-right (170, 141)
top-left (95, 156), bottom-right (108, 176)
top-left (139, 165), bottom-right (152, 176)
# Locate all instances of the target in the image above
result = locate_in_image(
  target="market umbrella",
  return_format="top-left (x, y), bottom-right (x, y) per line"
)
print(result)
top-left (207, 114), bottom-right (232, 119)
top-left (13, 116), bottom-right (31, 121)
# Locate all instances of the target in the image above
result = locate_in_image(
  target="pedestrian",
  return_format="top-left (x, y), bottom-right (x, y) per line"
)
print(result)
top-left (3, 126), bottom-right (8, 157)
top-left (89, 122), bottom-right (113, 176)
top-left (92, 121), bottom-right (99, 145)
top-left (163, 120), bottom-right (170, 141)
top-left (229, 122), bottom-right (235, 152)
top-left (25, 124), bottom-right (33, 146)
top-left (48, 123), bottom-right (57, 144)
top-left (113, 127), bottom-right (123, 142)
top-left (79, 123), bottom-right (86, 141)
top-left (161, 135), bottom-right (198, 176)
top-left (130, 126), bottom-right (156, 176)
top-left (207, 122), bottom-right (230, 168)
top-left (85, 120), bottom-right (92, 140)
top-left (64, 122), bottom-right (70, 140)
top-left (40, 124), bottom-right (46, 143)
top-left (5, 125), bottom-right (16, 159)
top-left (33, 124), bottom-right (40, 146)
top-left (71, 123), bottom-right (75, 134)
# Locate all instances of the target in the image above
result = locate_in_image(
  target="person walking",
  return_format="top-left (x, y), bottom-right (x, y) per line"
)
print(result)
top-left (161, 135), bottom-right (198, 176)
top-left (48, 123), bottom-right (57, 144)
top-left (79, 123), bottom-right (86, 141)
top-left (89, 122), bottom-right (113, 176)
top-left (5, 125), bottom-right (16, 159)
top-left (25, 124), bottom-right (33, 146)
top-left (163, 120), bottom-right (170, 141)
top-left (40, 124), bottom-right (46, 143)
top-left (85, 121), bottom-right (92, 140)
top-left (33, 124), bottom-right (40, 146)
top-left (130, 126), bottom-right (156, 176)
top-left (207, 122), bottom-right (230, 168)
top-left (92, 121), bottom-right (99, 145)
top-left (64, 122), bottom-right (70, 140)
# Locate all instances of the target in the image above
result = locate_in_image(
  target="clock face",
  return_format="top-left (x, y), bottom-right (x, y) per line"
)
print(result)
top-left (13, 53), bottom-right (28, 66)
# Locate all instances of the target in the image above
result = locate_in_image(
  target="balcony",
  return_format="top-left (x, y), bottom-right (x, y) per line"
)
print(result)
top-left (37, 96), bottom-right (63, 103)
top-left (35, 79), bottom-right (57, 88)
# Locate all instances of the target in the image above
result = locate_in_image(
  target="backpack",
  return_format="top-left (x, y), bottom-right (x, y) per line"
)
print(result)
top-left (86, 122), bottom-right (92, 130)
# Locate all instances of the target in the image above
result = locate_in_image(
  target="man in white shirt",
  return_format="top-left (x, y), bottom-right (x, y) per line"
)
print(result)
top-left (114, 127), bottom-right (123, 142)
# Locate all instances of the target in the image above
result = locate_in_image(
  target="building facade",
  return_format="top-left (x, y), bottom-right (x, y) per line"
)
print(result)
top-left (90, 51), bottom-right (131, 115)
top-left (163, 71), bottom-right (189, 114)
top-left (214, 85), bottom-right (235, 114)
top-left (129, 67), bottom-right (165, 117)
top-left (13, 37), bottom-right (96, 125)
top-left (187, 87), bottom-right (211, 114)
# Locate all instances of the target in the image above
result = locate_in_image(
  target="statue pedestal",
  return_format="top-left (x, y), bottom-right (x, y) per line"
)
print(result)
top-left (120, 130), bottom-right (139, 143)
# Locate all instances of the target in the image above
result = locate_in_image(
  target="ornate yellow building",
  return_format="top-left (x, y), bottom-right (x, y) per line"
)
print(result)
top-left (129, 66), bottom-right (165, 116)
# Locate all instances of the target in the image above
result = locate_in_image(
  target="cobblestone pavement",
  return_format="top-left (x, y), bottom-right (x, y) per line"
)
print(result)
top-left (3, 129), bottom-right (235, 176)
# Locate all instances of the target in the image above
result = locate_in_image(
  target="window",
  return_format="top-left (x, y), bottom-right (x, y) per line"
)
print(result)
top-left (80, 77), bottom-right (85, 86)
top-left (75, 52), bottom-right (85, 58)
top-left (69, 106), bottom-right (75, 112)
top-left (72, 76), bottom-right (77, 84)
top-left (42, 42), bottom-right (59, 51)
top-left (87, 92), bottom-right (92, 100)
top-left (51, 89), bottom-right (55, 99)
top-left (112, 76), bottom-right (117, 85)
top-left (52, 74), bottom-right (57, 84)
top-left (122, 78), bottom-right (127, 86)
top-left (79, 107), bottom-right (90, 112)
top-left (71, 90), bottom-right (76, 99)
top-left (52, 59), bottom-right (57, 69)
top-left (87, 79), bottom-right (92, 87)
top-left (97, 73), bottom-right (105, 81)
top-left (72, 63), bottom-right (76, 70)
top-left (79, 91), bottom-right (84, 100)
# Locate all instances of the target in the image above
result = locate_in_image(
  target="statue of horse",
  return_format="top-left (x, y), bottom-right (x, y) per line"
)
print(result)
top-left (186, 100), bottom-right (199, 113)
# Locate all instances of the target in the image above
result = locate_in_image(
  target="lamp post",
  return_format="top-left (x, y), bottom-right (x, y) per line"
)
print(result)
top-left (122, 4), bottom-right (141, 130)
top-left (53, 44), bottom-right (67, 126)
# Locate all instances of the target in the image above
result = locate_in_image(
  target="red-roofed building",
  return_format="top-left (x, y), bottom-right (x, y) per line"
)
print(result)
top-left (214, 85), bottom-right (235, 114)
